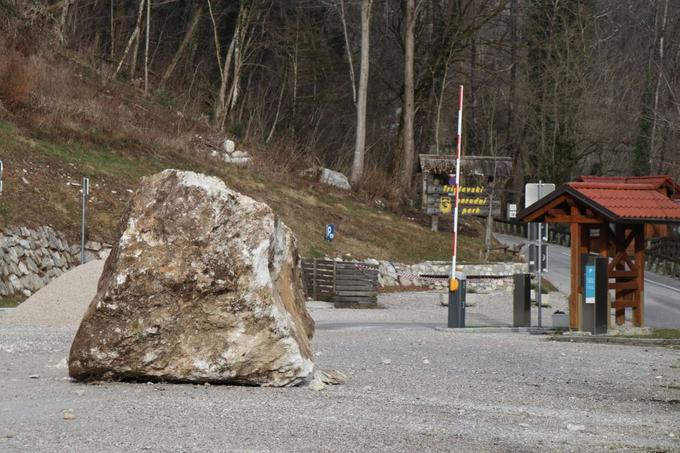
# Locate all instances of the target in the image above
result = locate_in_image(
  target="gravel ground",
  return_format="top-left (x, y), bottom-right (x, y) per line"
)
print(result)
top-left (314, 290), bottom-right (569, 329)
top-left (1, 289), bottom-right (679, 452)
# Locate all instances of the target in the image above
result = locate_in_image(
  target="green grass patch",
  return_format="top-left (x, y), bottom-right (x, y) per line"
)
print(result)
top-left (650, 328), bottom-right (680, 340)
top-left (533, 278), bottom-right (558, 294)
top-left (0, 120), bottom-right (15, 132)
top-left (31, 138), bottom-right (166, 180)
top-left (0, 295), bottom-right (26, 308)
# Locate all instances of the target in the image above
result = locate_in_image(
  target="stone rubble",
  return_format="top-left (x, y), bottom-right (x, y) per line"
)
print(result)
top-left (219, 138), bottom-right (252, 165)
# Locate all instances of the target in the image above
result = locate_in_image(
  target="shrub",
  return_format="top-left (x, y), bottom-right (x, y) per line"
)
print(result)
top-left (0, 42), bottom-right (35, 111)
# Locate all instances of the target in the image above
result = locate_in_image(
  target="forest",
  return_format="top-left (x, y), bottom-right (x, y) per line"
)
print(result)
top-left (2, 0), bottom-right (680, 202)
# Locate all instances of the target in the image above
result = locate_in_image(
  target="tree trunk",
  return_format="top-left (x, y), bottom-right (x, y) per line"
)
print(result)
top-left (350, 0), bottom-right (373, 186)
top-left (338, 0), bottom-right (357, 105)
top-left (266, 68), bottom-right (287, 144)
top-left (110, 0), bottom-right (115, 59)
top-left (144, 0), bottom-right (150, 95)
top-left (400, 0), bottom-right (416, 191)
top-left (214, 23), bottom-right (237, 127)
top-left (651, 0), bottom-right (669, 172)
top-left (160, 6), bottom-right (202, 88)
top-left (206, 0), bottom-right (222, 77)
top-left (508, 0), bottom-right (522, 202)
top-left (435, 30), bottom-right (458, 155)
top-left (60, 0), bottom-right (72, 45)
top-left (111, 0), bottom-right (146, 81)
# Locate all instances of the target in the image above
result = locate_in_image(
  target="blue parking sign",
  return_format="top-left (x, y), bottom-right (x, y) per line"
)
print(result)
top-left (325, 224), bottom-right (335, 241)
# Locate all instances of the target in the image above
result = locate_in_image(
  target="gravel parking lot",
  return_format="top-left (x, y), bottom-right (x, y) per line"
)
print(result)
top-left (1, 288), bottom-right (679, 452)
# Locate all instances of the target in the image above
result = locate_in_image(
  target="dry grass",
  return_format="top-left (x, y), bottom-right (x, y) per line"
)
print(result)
top-left (0, 35), bottom-right (509, 265)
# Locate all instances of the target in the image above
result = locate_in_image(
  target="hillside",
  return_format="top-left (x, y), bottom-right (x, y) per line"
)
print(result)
top-left (0, 52), bottom-right (501, 265)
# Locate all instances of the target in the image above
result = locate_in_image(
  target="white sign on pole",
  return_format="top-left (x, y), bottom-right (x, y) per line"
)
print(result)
top-left (508, 203), bottom-right (517, 219)
top-left (525, 183), bottom-right (556, 208)
top-left (524, 181), bottom-right (555, 329)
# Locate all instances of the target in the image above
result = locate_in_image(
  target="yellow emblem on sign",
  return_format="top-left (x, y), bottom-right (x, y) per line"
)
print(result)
top-left (439, 196), bottom-right (452, 214)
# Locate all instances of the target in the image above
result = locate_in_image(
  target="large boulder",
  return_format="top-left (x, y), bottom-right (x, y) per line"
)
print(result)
top-left (69, 170), bottom-right (314, 386)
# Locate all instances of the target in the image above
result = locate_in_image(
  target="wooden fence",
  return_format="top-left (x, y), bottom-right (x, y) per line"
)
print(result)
top-left (301, 259), bottom-right (378, 305)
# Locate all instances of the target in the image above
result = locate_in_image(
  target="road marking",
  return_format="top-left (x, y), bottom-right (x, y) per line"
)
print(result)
top-left (645, 279), bottom-right (680, 293)
top-left (547, 251), bottom-right (680, 293)
top-left (498, 235), bottom-right (680, 294)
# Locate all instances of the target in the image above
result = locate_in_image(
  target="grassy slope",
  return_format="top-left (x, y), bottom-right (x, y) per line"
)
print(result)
top-left (0, 54), bottom-right (505, 264)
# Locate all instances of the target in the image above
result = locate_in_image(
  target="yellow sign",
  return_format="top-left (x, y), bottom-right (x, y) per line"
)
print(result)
top-left (439, 196), bottom-right (452, 214)
top-left (459, 197), bottom-right (488, 205)
top-left (442, 185), bottom-right (485, 194)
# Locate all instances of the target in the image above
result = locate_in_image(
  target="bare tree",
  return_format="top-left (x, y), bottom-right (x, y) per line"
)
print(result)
top-left (399, 0), bottom-right (417, 191)
top-left (651, 0), bottom-right (669, 172)
top-left (160, 6), bottom-right (203, 88)
top-left (338, 0), bottom-right (357, 105)
top-left (59, 0), bottom-right (72, 45)
top-left (144, 0), bottom-right (151, 95)
top-left (350, 0), bottom-right (373, 186)
top-left (111, 0), bottom-right (146, 81)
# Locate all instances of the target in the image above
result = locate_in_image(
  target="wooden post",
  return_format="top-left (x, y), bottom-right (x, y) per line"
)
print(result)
top-left (614, 224), bottom-right (626, 325)
top-left (333, 260), bottom-right (337, 296)
top-left (313, 259), bottom-right (318, 301)
top-left (570, 222), bottom-right (581, 329)
top-left (578, 224), bottom-right (590, 329)
top-left (600, 223), bottom-right (611, 330)
top-left (633, 224), bottom-right (645, 327)
top-left (422, 172), bottom-right (429, 209)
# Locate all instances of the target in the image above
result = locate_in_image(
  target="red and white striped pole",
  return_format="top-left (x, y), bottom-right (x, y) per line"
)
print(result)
top-left (450, 85), bottom-right (464, 289)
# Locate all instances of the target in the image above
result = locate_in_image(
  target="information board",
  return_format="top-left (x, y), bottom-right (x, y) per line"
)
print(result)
top-left (584, 265), bottom-right (595, 304)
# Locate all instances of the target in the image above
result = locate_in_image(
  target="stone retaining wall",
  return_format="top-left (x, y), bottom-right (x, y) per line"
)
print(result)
top-left (0, 226), bottom-right (110, 298)
top-left (365, 259), bottom-right (528, 293)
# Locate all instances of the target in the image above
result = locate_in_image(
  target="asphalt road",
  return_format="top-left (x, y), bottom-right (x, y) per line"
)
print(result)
top-left (496, 234), bottom-right (680, 328)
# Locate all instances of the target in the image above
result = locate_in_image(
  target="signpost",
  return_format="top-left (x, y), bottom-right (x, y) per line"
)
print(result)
top-left (325, 224), bottom-right (335, 241)
top-left (81, 177), bottom-right (89, 264)
top-left (525, 182), bottom-right (555, 327)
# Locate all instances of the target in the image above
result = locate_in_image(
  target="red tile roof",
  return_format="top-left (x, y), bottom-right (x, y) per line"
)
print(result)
top-left (567, 182), bottom-right (680, 221)
top-left (577, 175), bottom-right (680, 194)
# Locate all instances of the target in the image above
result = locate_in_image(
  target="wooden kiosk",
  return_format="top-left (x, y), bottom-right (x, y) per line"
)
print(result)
top-left (519, 176), bottom-right (680, 329)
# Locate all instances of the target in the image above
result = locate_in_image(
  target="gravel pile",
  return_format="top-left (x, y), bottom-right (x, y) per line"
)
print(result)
top-left (0, 259), bottom-right (104, 327)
